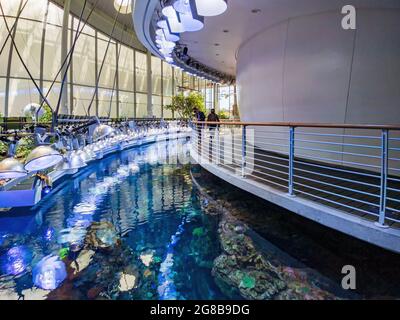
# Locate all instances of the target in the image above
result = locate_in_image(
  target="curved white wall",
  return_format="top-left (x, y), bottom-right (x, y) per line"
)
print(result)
top-left (236, 8), bottom-right (400, 174)
top-left (237, 8), bottom-right (400, 125)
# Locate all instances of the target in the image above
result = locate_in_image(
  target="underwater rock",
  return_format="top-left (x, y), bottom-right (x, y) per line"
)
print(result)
top-left (32, 255), bottom-right (67, 290)
top-left (212, 254), bottom-right (286, 300)
top-left (84, 221), bottom-right (120, 250)
top-left (0, 279), bottom-right (19, 300)
top-left (118, 272), bottom-right (138, 292)
top-left (212, 214), bottom-right (288, 300)
top-left (140, 250), bottom-right (155, 267)
top-left (143, 269), bottom-right (152, 278)
top-left (70, 250), bottom-right (95, 275)
top-left (22, 287), bottom-right (50, 300)
top-left (212, 211), bottom-right (340, 300)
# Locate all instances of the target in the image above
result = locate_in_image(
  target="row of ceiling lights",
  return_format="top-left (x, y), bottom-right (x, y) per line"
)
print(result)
top-left (112, 0), bottom-right (231, 83)
top-left (155, 0), bottom-right (228, 81)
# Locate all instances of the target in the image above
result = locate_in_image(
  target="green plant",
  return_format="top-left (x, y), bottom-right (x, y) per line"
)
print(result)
top-left (218, 111), bottom-right (230, 120)
top-left (164, 92), bottom-right (206, 120)
top-left (186, 92), bottom-right (206, 114)
top-left (192, 227), bottom-right (205, 237)
top-left (38, 104), bottom-right (53, 123)
top-left (15, 137), bottom-right (35, 161)
top-left (240, 274), bottom-right (256, 289)
top-left (0, 141), bottom-right (7, 158)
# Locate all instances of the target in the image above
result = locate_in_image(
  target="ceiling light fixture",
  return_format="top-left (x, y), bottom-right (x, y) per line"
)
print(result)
top-left (162, 6), bottom-right (186, 33)
top-left (114, 0), bottom-right (133, 14)
top-left (173, 0), bottom-right (204, 32)
top-left (24, 146), bottom-right (63, 172)
top-left (0, 158), bottom-right (27, 180)
top-left (92, 124), bottom-right (115, 141)
top-left (195, 0), bottom-right (227, 17)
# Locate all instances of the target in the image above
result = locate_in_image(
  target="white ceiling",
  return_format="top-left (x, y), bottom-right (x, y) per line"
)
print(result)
top-left (180, 0), bottom-right (400, 77)
top-left (85, 0), bottom-right (400, 78)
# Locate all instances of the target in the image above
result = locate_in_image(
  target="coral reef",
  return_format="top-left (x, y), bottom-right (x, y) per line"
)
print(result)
top-left (194, 173), bottom-right (341, 300)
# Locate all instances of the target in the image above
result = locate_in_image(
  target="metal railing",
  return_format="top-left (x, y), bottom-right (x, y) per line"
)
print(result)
top-left (191, 121), bottom-right (400, 228)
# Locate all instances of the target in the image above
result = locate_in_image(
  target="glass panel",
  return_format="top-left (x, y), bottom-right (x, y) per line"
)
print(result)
top-left (0, 0), bottom-right (21, 16)
top-left (0, 78), bottom-right (5, 116)
top-left (8, 78), bottom-right (40, 116)
top-left (119, 90), bottom-right (134, 118)
top-left (152, 94), bottom-right (162, 118)
top-left (11, 19), bottom-right (43, 79)
top-left (43, 23), bottom-right (62, 81)
top-left (46, 1), bottom-right (64, 27)
top-left (20, 0), bottom-right (47, 21)
top-left (43, 80), bottom-right (61, 109)
top-left (73, 19), bottom-right (96, 36)
top-left (98, 87), bottom-right (117, 118)
top-left (163, 96), bottom-right (172, 119)
top-left (72, 85), bottom-right (95, 116)
top-left (135, 51), bottom-right (147, 93)
top-left (118, 44), bottom-right (134, 91)
top-left (136, 92), bottom-right (147, 118)
top-left (97, 38), bottom-right (117, 89)
top-left (174, 67), bottom-right (182, 94)
top-left (163, 62), bottom-right (172, 97)
top-left (72, 30), bottom-right (96, 86)
top-left (151, 56), bottom-right (161, 95)
top-left (0, 17), bottom-right (14, 77)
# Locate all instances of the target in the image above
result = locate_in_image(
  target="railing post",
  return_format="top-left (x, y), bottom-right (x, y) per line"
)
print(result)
top-left (377, 129), bottom-right (389, 228)
top-left (288, 126), bottom-right (295, 196)
top-left (241, 125), bottom-right (247, 177)
top-left (216, 126), bottom-right (221, 165)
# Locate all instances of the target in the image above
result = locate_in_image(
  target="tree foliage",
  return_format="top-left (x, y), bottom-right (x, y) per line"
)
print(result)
top-left (38, 104), bottom-right (53, 123)
top-left (165, 92), bottom-right (206, 120)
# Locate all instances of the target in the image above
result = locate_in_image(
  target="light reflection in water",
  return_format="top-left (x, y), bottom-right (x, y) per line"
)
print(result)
top-left (0, 140), bottom-right (223, 299)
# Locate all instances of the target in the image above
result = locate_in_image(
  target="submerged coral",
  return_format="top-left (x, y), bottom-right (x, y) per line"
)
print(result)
top-left (84, 221), bottom-right (120, 250)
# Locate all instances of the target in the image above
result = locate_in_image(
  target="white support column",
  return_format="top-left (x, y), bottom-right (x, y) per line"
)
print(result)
top-left (146, 51), bottom-right (153, 118)
top-left (60, 0), bottom-right (71, 115)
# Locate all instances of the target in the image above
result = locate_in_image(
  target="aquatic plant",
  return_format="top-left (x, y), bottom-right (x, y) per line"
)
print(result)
top-left (240, 274), bottom-right (256, 289)
top-left (192, 227), bottom-right (205, 237)
top-left (59, 248), bottom-right (69, 260)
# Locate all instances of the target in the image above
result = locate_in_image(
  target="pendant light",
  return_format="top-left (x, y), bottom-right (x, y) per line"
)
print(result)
top-left (173, 0), bottom-right (204, 32)
top-left (194, 0), bottom-right (227, 17)
top-left (162, 6), bottom-right (186, 34)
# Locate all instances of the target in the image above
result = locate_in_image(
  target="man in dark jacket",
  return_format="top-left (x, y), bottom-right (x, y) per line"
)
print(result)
top-left (206, 109), bottom-right (220, 161)
top-left (193, 108), bottom-right (206, 155)
top-left (207, 109), bottom-right (220, 123)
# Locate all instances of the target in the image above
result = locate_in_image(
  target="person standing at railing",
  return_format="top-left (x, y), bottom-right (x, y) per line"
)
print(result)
top-left (207, 109), bottom-right (220, 162)
top-left (193, 108), bottom-right (205, 155)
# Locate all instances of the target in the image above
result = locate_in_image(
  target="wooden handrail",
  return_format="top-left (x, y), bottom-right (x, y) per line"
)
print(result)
top-left (192, 121), bottom-right (400, 130)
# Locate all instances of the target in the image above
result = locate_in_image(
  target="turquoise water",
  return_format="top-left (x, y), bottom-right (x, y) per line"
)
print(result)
top-left (0, 140), bottom-right (227, 300)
